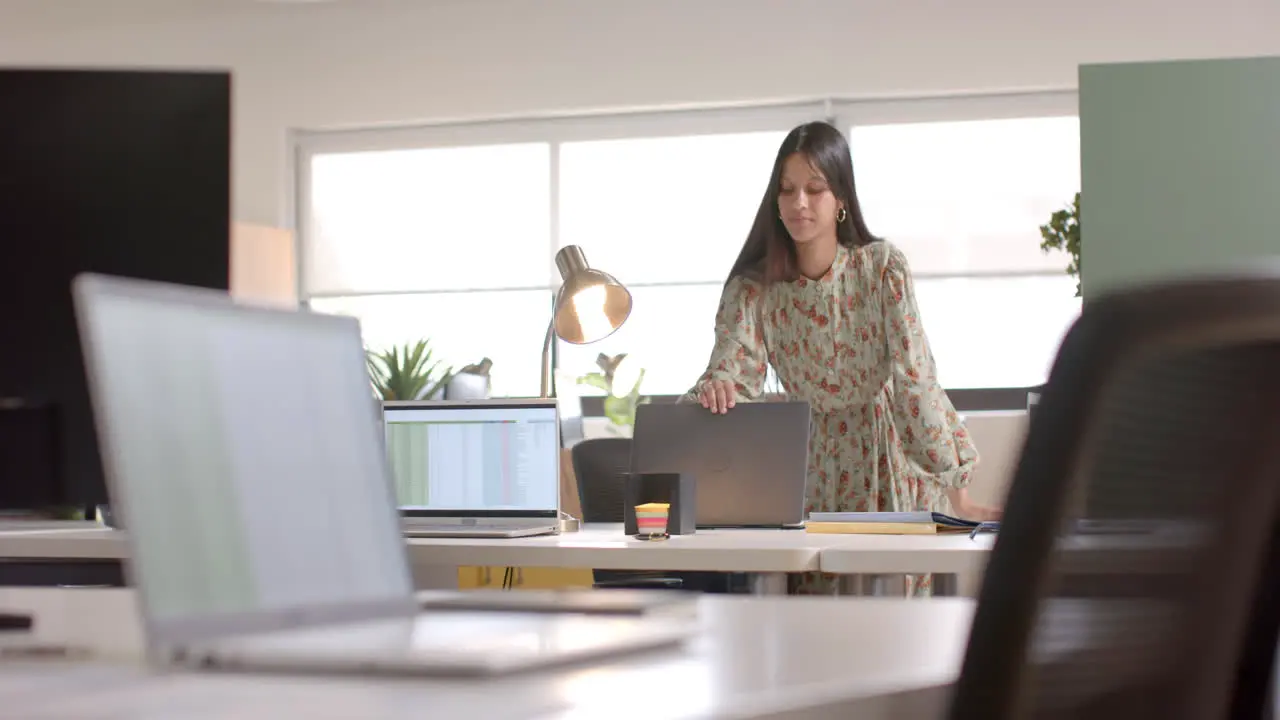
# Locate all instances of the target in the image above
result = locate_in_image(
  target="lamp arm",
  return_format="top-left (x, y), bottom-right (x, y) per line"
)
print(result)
top-left (539, 318), bottom-right (556, 398)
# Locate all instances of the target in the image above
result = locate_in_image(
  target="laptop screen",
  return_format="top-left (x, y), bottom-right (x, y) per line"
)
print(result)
top-left (383, 401), bottom-right (559, 518)
top-left (73, 275), bottom-right (415, 639)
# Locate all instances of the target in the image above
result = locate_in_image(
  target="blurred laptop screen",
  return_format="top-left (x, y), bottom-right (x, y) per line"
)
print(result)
top-left (75, 277), bottom-right (412, 626)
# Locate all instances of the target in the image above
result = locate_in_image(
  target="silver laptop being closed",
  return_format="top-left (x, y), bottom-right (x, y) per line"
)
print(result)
top-left (383, 400), bottom-right (560, 538)
top-left (631, 401), bottom-right (811, 528)
top-left (73, 273), bottom-right (693, 676)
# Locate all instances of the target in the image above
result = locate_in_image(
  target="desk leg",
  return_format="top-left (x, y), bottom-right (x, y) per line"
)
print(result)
top-left (748, 573), bottom-right (788, 595)
top-left (837, 574), bottom-right (893, 596)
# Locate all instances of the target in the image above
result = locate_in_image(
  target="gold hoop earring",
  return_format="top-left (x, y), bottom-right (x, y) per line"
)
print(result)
top-left (836, 207), bottom-right (848, 223)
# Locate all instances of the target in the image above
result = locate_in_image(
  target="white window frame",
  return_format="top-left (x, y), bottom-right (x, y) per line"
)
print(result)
top-left (831, 89), bottom-right (1077, 127)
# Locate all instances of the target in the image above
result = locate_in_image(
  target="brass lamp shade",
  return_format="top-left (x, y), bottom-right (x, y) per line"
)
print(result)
top-left (540, 245), bottom-right (632, 397)
top-left (551, 246), bottom-right (632, 344)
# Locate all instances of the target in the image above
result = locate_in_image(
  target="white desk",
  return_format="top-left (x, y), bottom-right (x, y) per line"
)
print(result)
top-left (0, 587), bottom-right (971, 719)
top-left (410, 525), bottom-right (831, 593)
top-left (410, 526), bottom-right (993, 595)
top-left (0, 527), bottom-right (124, 560)
top-left (0, 525), bottom-right (994, 596)
top-left (0, 525), bottom-right (822, 594)
top-left (817, 533), bottom-right (995, 595)
top-left (816, 533), bottom-right (995, 577)
top-left (0, 525), bottom-right (830, 567)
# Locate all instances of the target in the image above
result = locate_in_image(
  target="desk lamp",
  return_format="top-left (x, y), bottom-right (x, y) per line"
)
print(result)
top-left (540, 246), bottom-right (632, 397)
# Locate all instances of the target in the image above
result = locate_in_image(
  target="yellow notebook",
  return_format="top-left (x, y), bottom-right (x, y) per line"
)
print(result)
top-left (804, 512), bottom-right (988, 536)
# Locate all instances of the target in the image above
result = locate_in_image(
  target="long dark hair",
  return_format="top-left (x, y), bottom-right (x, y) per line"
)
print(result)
top-left (727, 122), bottom-right (880, 283)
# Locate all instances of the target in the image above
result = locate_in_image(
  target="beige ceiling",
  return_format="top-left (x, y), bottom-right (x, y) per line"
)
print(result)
top-left (0, 0), bottom-right (357, 37)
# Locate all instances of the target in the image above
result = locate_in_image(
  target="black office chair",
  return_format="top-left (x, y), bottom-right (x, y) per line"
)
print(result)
top-left (949, 272), bottom-right (1280, 720)
top-left (572, 438), bottom-right (682, 590)
top-left (574, 438), bottom-right (631, 524)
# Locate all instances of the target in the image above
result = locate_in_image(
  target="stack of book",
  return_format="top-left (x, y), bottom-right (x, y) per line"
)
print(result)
top-left (805, 511), bottom-right (997, 536)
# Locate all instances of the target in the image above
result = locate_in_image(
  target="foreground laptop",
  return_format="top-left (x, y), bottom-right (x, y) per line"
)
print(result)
top-left (631, 401), bottom-right (811, 528)
top-left (73, 273), bottom-right (693, 676)
top-left (384, 399), bottom-right (561, 539)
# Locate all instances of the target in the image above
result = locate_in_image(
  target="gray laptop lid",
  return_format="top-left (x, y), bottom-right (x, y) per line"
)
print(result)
top-left (630, 401), bottom-right (811, 527)
top-left (382, 399), bottom-right (560, 522)
top-left (73, 274), bottom-right (416, 651)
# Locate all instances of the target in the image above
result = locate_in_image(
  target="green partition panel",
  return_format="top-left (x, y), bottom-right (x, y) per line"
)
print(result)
top-left (1079, 56), bottom-right (1280, 300)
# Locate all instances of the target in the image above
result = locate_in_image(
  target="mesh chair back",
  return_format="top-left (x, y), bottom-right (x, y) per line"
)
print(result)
top-left (951, 272), bottom-right (1280, 720)
top-left (572, 437), bottom-right (632, 523)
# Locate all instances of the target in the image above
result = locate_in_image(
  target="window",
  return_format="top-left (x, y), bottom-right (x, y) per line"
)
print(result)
top-left (557, 131), bottom-right (784, 284)
top-left (309, 290), bottom-right (551, 398)
top-left (555, 131), bottom-right (787, 396)
top-left (306, 143), bottom-right (552, 295)
top-left (915, 275), bottom-right (1079, 389)
top-left (303, 143), bottom-right (553, 396)
top-left (848, 115), bottom-right (1082, 388)
top-left (295, 96), bottom-right (1083, 404)
top-left (849, 116), bottom-right (1080, 275)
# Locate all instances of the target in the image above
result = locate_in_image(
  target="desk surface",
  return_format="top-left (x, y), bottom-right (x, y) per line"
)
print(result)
top-left (816, 533), bottom-right (996, 575)
top-left (0, 523), bottom-right (992, 575)
top-left (0, 588), bottom-right (970, 720)
top-left (411, 525), bottom-right (829, 572)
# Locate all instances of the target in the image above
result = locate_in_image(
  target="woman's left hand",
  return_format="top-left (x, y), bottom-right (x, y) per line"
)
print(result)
top-left (957, 501), bottom-right (1003, 523)
top-left (946, 488), bottom-right (1003, 522)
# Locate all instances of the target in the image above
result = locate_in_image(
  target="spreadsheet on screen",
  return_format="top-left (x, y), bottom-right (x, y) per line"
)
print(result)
top-left (383, 405), bottom-right (558, 513)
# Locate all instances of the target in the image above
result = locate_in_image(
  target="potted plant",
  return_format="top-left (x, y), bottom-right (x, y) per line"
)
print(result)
top-left (447, 357), bottom-right (493, 400)
top-left (577, 352), bottom-right (647, 433)
top-left (1039, 191), bottom-right (1081, 297)
top-left (366, 339), bottom-right (452, 401)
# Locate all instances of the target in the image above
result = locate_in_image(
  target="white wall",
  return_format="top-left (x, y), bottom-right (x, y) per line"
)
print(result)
top-left (2, 0), bottom-right (1278, 229)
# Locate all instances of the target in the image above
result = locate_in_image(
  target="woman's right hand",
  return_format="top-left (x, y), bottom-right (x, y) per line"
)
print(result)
top-left (698, 379), bottom-right (737, 414)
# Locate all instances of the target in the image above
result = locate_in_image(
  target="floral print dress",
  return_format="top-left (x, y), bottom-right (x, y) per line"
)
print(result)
top-left (685, 241), bottom-right (979, 595)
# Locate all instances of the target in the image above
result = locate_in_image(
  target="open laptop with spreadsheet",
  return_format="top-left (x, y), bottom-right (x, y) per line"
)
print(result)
top-left (383, 400), bottom-right (561, 538)
top-left (72, 273), bottom-right (693, 677)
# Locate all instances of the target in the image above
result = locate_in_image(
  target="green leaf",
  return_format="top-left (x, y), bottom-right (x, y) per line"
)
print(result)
top-left (1039, 191), bottom-right (1082, 297)
top-left (591, 363), bottom-right (648, 427)
top-left (366, 339), bottom-right (451, 401)
top-left (624, 368), bottom-right (646, 398)
top-left (602, 394), bottom-right (634, 427)
top-left (576, 373), bottom-right (611, 392)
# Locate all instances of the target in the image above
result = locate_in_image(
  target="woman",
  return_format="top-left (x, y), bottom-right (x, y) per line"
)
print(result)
top-left (685, 121), bottom-right (1000, 595)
